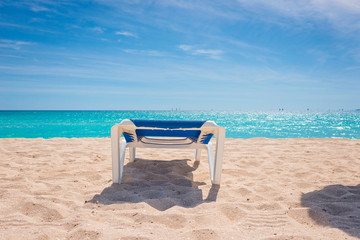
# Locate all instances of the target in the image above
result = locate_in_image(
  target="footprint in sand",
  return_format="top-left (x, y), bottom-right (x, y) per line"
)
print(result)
top-left (67, 229), bottom-right (101, 240)
top-left (132, 213), bottom-right (186, 229)
top-left (19, 202), bottom-right (63, 222)
top-left (182, 228), bottom-right (220, 240)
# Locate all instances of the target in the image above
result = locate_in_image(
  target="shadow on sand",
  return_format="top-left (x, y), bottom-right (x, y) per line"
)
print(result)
top-left (301, 184), bottom-right (360, 238)
top-left (87, 158), bottom-right (219, 211)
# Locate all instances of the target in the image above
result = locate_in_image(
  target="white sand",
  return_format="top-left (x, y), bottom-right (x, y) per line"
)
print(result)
top-left (0, 138), bottom-right (359, 239)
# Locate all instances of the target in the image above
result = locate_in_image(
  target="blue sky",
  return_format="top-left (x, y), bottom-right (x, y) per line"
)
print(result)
top-left (1, 0), bottom-right (360, 110)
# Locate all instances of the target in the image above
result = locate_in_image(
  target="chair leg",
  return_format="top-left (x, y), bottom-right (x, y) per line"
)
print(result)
top-left (111, 125), bottom-right (121, 183)
top-left (206, 142), bottom-right (215, 183)
top-left (194, 149), bottom-right (201, 162)
top-left (119, 139), bottom-right (126, 184)
top-left (213, 128), bottom-right (225, 185)
top-left (129, 147), bottom-right (136, 162)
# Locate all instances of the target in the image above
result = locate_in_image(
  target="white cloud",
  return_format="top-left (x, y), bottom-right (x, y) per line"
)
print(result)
top-left (0, 65), bottom-right (15, 69)
top-left (30, 5), bottom-right (50, 12)
top-left (115, 31), bottom-right (137, 37)
top-left (123, 49), bottom-right (167, 57)
top-left (157, 0), bottom-right (243, 20)
top-left (236, 0), bottom-right (360, 33)
top-left (178, 45), bottom-right (192, 51)
top-left (0, 21), bottom-right (29, 29)
top-left (307, 49), bottom-right (334, 65)
top-left (178, 45), bottom-right (223, 59)
top-left (344, 66), bottom-right (360, 71)
top-left (0, 54), bottom-right (23, 58)
top-left (193, 49), bottom-right (223, 56)
top-left (91, 27), bottom-right (104, 33)
top-left (0, 39), bottom-right (33, 50)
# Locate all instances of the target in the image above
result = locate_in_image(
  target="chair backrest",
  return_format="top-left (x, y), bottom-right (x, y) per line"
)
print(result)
top-left (130, 119), bottom-right (206, 129)
top-left (122, 119), bottom-right (213, 144)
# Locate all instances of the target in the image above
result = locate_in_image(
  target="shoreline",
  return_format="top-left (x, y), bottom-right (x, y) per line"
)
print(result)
top-left (1, 111), bottom-right (359, 139)
top-left (1, 138), bottom-right (359, 239)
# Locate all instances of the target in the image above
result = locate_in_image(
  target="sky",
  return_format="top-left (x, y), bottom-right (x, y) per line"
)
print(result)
top-left (0, 0), bottom-right (360, 111)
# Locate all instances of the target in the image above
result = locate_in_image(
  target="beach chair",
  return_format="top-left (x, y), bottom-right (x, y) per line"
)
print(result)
top-left (111, 119), bottom-right (225, 185)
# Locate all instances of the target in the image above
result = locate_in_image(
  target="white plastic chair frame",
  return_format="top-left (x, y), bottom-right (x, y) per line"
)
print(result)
top-left (111, 119), bottom-right (225, 185)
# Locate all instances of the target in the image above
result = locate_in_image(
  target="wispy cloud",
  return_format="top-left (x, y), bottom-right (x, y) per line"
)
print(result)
top-left (0, 21), bottom-right (62, 35)
top-left (236, 0), bottom-right (360, 33)
top-left (105, 1), bottom-right (360, 36)
top-left (344, 66), bottom-right (360, 71)
top-left (0, 21), bottom-right (30, 29)
top-left (0, 39), bottom-right (33, 50)
top-left (193, 49), bottom-right (223, 57)
top-left (178, 45), bottom-right (192, 51)
top-left (156, 0), bottom-right (244, 21)
top-left (115, 31), bottom-right (137, 37)
top-left (123, 49), bottom-right (167, 57)
top-left (0, 54), bottom-right (23, 58)
top-left (2, 0), bottom-right (69, 13)
top-left (30, 5), bottom-right (50, 12)
top-left (226, 39), bottom-right (271, 53)
top-left (178, 45), bottom-right (223, 59)
top-left (91, 27), bottom-right (104, 33)
top-left (0, 65), bottom-right (15, 70)
top-left (307, 49), bottom-right (334, 66)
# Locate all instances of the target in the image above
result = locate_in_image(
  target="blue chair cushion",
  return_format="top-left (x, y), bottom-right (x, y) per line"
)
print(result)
top-left (130, 119), bottom-right (206, 129)
top-left (135, 129), bottom-right (201, 138)
top-left (123, 119), bottom-right (213, 144)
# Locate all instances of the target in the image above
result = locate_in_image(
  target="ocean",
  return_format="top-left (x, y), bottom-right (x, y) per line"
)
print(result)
top-left (0, 110), bottom-right (359, 139)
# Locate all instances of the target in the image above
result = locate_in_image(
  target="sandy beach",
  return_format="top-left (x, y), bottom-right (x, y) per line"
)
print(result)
top-left (0, 137), bottom-right (359, 239)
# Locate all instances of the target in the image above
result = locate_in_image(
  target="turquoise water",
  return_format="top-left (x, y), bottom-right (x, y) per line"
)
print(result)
top-left (0, 111), bottom-right (359, 139)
